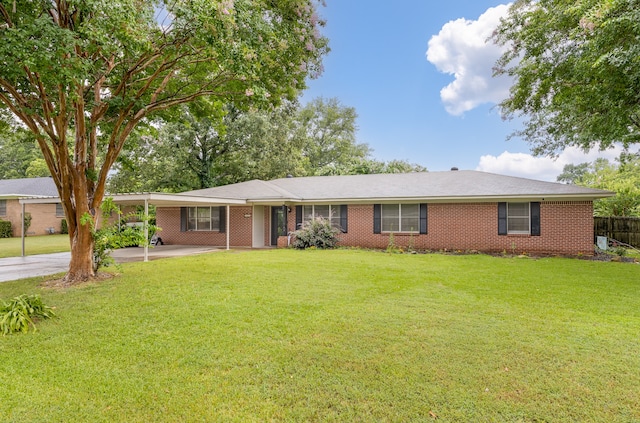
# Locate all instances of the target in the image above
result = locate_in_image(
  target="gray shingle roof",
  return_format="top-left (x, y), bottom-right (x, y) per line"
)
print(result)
top-left (184, 170), bottom-right (612, 203)
top-left (0, 177), bottom-right (59, 198)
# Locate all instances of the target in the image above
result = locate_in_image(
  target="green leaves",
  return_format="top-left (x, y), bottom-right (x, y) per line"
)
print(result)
top-left (493, 0), bottom-right (640, 155)
top-left (0, 294), bottom-right (56, 335)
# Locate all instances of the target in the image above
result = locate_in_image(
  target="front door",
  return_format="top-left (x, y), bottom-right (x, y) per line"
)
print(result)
top-left (271, 206), bottom-right (287, 246)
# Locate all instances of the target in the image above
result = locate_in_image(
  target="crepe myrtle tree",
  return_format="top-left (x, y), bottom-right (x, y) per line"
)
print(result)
top-left (0, 0), bottom-right (327, 283)
top-left (493, 0), bottom-right (640, 156)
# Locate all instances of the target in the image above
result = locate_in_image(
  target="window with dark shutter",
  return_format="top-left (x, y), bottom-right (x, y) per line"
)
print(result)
top-left (219, 206), bottom-right (226, 233)
top-left (340, 205), bottom-right (348, 233)
top-left (373, 204), bottom-right (381, 234)
top-left (180, 207), bottom-right (187, 232)
top-left (295, 206), bottom-right (302, 229)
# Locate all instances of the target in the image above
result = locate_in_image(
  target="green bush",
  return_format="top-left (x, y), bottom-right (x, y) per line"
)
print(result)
top-left (60, 218), bottom-right (68, 234)
top-left (0, 294), bottom-right (56, 335)
top-left (0, 219), bottom-right (11, 238)
top-left (292, 217), bottom-right (340, 249)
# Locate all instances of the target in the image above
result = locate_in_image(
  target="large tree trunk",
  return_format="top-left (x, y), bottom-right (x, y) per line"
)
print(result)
top-left (64, 222), bottom-right (95, 283)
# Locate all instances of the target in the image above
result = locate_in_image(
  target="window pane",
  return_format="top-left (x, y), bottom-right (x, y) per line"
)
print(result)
top-left (210, 207), bottom-right (220, 231)
top-left (508, 203), bottom-right (529, 217)
top-left (314, 205), bottom-right (330, 219)
top-left (302, 205), bottom-right (313, 222)
top-left (381, 204), bottom-right (399, 232)
top-left (187, 207), bottom-right (197, 230)
top-left (0, 199), bottom-right (6, 216)
top-left (508, 217), bottom-right (529, 233)
top-left (196, 207), bottom-right (211, 231)
top-left (400, 204), bottom-right (419, 232)
top-left (330, 205), bottom-right (342, 228)
top-left (55, 203), bottom-right (64, 217)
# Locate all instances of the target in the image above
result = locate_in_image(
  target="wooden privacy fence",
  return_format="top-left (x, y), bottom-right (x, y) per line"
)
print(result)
top-left (594, 216), bottom-right (640, 248)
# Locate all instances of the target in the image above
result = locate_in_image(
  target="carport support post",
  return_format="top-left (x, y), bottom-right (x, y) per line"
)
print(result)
top-left (143, 199), bottom-right (149, 262)
top-left (226, 205), bottom-right (230, 250)
top-left (21, 202), bottom-right (25, 257)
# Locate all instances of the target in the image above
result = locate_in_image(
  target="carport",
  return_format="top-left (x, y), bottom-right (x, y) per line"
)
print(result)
top-left (18, 193), bottom-right (247, 261)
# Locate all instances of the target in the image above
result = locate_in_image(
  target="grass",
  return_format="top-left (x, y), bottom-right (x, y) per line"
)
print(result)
top-left (0, 249), bottom-right (639, 422)
top-left (0, 234), bottom-right (69, 258)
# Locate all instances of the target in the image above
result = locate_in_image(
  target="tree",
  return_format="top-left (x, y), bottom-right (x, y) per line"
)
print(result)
top-left (0, 0), bottom-right (327, 283)
top-left (557, 156), bottom-right (640, 216)
top-left (294, 97), bottom-right (370, 174)
top-left (0, 125), bottom-right (45, 179)
top-left (493, 0), bottom-right (640, 156)
top-left (315, 157), bottom-right (427, 176)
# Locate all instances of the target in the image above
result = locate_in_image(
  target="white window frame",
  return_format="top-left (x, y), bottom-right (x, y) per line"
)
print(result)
top-left (55, 203), bottom-right (65, 217)
top-left (302, 205), bottom-right (342, 229)
top-left (381, 204), bottom-right (420, 233)
top-left (507, 202), bottom-right (530, 235)
top-left (187, 206), bottom-right (220, 231)
top-left (0, 199), bottom-right (6, 216)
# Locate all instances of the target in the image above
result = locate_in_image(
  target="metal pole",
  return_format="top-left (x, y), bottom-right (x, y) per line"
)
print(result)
top-left (21, 202), bottom-right (25, 257)
top-left (226, 205), bottom-right (230, 250)
top-left (143, 198), bottom-right (149, 262)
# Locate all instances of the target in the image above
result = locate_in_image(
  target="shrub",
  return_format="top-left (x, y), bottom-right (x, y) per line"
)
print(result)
top-left (292, 217), bottom-right (340, 249)
top-left (23, 212), bottom-right (32, 235)
top-left (0, 219), bottom-right (11, 238)
top-left (60, 218), bottom-right (68, 234)
top-left (0, 294), bottom-right (56, 335)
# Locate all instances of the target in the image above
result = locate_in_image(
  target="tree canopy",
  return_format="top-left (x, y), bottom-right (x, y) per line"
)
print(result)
top-left (557, 155), bottom-right (640, 217)
top-left (0, 0), bottom-right (327, 282)
top-left (493, 0), bottom-right (640, 156)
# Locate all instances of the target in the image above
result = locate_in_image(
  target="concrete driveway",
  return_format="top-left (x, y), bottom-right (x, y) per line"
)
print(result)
top-left (0, 245), bottom-right (220, 283)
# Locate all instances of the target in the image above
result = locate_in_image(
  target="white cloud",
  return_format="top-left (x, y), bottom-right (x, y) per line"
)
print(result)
top-left (426, 4), bottom-right (512, 115)
top-left (476, 146), bottom-right (634, 182)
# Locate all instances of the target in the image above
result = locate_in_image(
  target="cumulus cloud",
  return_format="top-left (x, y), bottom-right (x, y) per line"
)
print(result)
top-left (476, 146), bottom-right (635, 182)
top-left (426, 4), bottom-right (512, 115)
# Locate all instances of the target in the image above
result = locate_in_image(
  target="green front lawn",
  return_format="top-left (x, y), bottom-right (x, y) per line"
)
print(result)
top-left (0, 234), bottom-right (70, 258)
top-left (1, 250), bottom-right (638, 422)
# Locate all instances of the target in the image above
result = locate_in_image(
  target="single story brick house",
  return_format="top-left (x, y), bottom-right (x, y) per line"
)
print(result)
top-left (0, 177), bottom-right (63, 237)
top-left (154, 170), bottom-right (613, 255)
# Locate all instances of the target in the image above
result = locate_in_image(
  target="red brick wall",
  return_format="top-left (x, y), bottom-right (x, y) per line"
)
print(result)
top-left (157, 201), bottom-right (595, 255)
top-left (2, 200), bottom-right (65, 237)
top-left (334, 202), bottom-right (594, 255)
top-left (156, 206), bottom-right (253, 247)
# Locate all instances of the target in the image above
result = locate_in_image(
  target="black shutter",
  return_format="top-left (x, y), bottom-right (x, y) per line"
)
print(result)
top-left (420, 203), bottom-right (428, 234)
top-left (340, 205), bottom-right (348, 233)
top-left (295, 205), bottom-right (302, 229)
top-left (219, 206), bottom-right (226, 233)
top-left (180, 207), bottom-right (188, 232)
top-left (373, 204), bottom-right (381, 234)
top-left (530, 202), bottom-right (541, 236)
top-left (498, 202), bottom-right (507, 235)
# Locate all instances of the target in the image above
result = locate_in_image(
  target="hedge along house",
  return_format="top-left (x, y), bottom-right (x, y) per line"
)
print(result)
top-left (155, 170), bottom-right (613, 255)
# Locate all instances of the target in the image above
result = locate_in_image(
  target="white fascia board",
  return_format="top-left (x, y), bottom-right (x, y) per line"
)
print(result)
top-left (262, 192), bottom-right (614, 204)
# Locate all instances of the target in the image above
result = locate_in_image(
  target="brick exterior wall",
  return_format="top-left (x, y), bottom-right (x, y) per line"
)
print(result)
top-left (1, 200), bottom-right (65, 237)
top-left (156, 206), bottom-right (253, 247)
top-left (156, 201), bottom-right (595, 255)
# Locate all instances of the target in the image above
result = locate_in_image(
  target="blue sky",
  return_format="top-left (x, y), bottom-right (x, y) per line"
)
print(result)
top-left (301, 1), bottom-right (626, 181)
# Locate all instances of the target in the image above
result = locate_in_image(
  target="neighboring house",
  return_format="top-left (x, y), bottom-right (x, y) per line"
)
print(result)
top-left (0, 177), bottom-right (62, 237)
top-left (154, 170), bottom-right (613, 255)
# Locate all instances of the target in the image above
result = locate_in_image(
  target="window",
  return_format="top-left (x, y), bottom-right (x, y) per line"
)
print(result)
top-left (507, 203), bottom-right (530, 234)
top-left (498, 202), bottom-right (540, 236)
top-left (381, 204), bottom-right (419, 233)
top-left (0, 199), bottom-right (5, 216)
top-left (302, 205), bottom-right (342, 228)
top-left (374, 204), bottom-right (427, 234)
top-left (55, 203), bottom-right (64, 217)
top-left (187, 206), bottom-right (220, 231)
top-left (296, 205), bottom-right (348, 232)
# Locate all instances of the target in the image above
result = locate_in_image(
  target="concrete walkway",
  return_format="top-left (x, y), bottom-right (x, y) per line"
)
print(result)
top-left (0, 245), bottom-right (220, 283)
